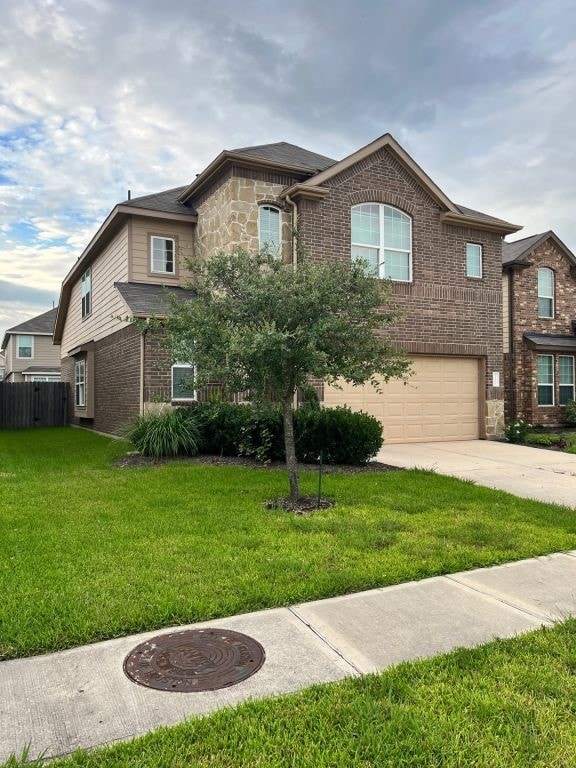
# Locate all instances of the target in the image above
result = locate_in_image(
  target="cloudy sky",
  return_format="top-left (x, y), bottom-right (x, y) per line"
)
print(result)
top-left (1, 0), bottom-right (575, 339)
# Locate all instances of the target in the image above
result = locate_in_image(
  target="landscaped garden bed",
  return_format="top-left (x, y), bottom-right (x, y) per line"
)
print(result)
top-left (1, 427), bottom-right (575, 662)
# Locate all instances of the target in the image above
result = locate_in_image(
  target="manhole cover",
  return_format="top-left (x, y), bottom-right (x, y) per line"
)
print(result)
top-left (123, 628), bottom-right (265, 692)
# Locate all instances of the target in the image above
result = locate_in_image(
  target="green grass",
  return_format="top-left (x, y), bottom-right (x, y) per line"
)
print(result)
top-left (6, 620), bottom-right (576, 768)
top-left (525, 430), bottom-right (576, 450)
top-left (1, 427), bottom-right (576, 660)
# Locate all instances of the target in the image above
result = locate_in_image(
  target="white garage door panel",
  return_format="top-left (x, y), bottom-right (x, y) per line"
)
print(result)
top-left (324, 356), bottom-right (480, 444)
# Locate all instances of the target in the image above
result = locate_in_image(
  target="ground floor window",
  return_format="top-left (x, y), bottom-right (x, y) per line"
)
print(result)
top-left (171, 363), bottom-right (196, 401)
top-left (29, 376), bottom-right (60, 382)
top-left (75, 359), bottom-right (86, 407)
top-left (559, 355), bottom-right (575, 405)
top-left (537, 355), bottom-right (554, 406)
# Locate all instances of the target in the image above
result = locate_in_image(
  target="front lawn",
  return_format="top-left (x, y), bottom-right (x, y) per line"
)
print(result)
top-left (7, 620), bottom-right (576, 768)
top-left (1, 427), bottom-right (575, 660)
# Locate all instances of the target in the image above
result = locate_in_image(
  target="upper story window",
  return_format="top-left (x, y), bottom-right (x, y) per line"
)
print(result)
top-left (17, 335), bottom-right (33, 359)
top-left (466, 243), bottom-right (483, 278)
top-left (258, 205), bottom-right (281, 256)
top-left (151, 236), bottom-right (175, 274)
top-left (351, 204), bottom-right (412, 282)
top-left (537, 267), bottom-right (554, 318)
top-left (81, 268), bottom-right (91, 318)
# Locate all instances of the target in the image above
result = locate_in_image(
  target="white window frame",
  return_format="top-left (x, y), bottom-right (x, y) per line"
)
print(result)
top-left (171, 363), bottom-right (197, 402)
top-left (16, 335), bottom-right (34, 359)
top-left (558, 355), bottom-right (575, 406)
top-left (351, 203), bottom-right (412, 283)
top-left (150, 236), bottom-right (176, 275)
top-left (30, 376), bottom-right (60, 382)
top-left (537, 354), bottom-right (554, 407)
top-left (81, 268), bottom-right (91, 318)
top-left (258, 205), bottom-right (281, 257)
top-left (537, 267), bottom-right (554, 319)
top-left (466, 243), bottom-right (483, 279)
top-left (75, 359), bottom-right (86, 408)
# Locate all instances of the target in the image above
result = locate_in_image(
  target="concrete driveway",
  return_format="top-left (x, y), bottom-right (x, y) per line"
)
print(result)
top-left (377, 440), bottom-right (576, 508)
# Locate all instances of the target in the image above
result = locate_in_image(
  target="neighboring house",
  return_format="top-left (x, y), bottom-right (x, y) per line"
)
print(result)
top-left (503, 231), bottom-right (576, 427)
top-left (0, 351), bottom-right (5, 381)
top-left (1, 308), bottom-right (61, 383)
top-left (54, 133), bottom-right (520, 441)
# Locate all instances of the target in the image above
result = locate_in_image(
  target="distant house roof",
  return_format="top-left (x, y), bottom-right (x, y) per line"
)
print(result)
top-left (115, 282), bottom-right (195, 317)
top-left (1, 307), bottom-right (58, 350)
top-left (120, 186), bottom-right (197, 216)
top-left (229, 142), bottom-right (337, 173)
top-left (20, 366), bottom-right (61, 374)
top-left (503, 231), bottom-right (576, 267)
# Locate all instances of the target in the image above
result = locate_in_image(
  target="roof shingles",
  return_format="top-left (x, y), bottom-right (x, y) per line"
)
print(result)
top-left (115, 282), bottom-right (195, 317)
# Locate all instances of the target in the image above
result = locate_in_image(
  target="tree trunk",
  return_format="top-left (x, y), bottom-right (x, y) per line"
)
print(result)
top-left (282, 394), bottom-right (300, 502)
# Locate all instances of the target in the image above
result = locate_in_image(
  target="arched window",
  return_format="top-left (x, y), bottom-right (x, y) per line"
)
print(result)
top-left (258, 205), bottom-right (281, 256)
top-left (351, 204), bottom-right (412, 281)
top-left (537, 267), bottom-right (554, 318)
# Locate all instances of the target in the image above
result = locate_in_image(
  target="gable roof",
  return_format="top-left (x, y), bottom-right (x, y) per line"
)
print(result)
top-left (115, 282), bottom-right (195, 317)
top-left (2, 307), bottom-right (58, 350)
top-left (229, 142), bottom-right (336, 173)
top-left (121, 186), bottom-right (196, 216)
top-left (503, 231), bottom-right (576, 266)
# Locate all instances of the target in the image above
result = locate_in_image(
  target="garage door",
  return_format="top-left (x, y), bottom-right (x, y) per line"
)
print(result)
top-left (324, 356), bottom-right (480, 443)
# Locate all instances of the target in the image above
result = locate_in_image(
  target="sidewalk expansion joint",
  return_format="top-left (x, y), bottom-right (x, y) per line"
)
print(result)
top-left (287, 607), bottom-right (362, 676)
top-left (443, 574), bottom-right (555, 624)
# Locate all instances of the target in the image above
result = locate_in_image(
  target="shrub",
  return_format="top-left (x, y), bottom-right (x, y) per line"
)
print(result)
top-left (192, 401), bottom-right (254, 456)
top-left (565, 400), bottom-right (576, 426)
top-left (525, 432), bottom-right (561, 447)
top-left (124, 407), bottom-right (200, 458)
top-left (504, 419), bottom-right (530, 444)
top-left (295, 405), bottom-right (383, 465)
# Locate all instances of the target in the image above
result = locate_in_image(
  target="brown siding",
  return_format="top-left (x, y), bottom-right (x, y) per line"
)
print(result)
top-left (297, 146), bottom-right (504, 421)
top-left (4, 334), bottom-right (60, 380)
top-left (506, 239), bottom-right (576, 426)
top-left (129, 216), bottom-right (195, 285)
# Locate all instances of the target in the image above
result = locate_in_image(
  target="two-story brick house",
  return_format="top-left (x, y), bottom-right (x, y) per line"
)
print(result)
top-left (54, 133), bottom-right (520, 440)
top-left (1, 308), bottom-right (61, 382)
top-left (503, 231), bottom-right (576, 427)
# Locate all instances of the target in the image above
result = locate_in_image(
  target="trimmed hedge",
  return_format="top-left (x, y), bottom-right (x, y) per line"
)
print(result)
top-left (190, 401), bottom-right (382, 465)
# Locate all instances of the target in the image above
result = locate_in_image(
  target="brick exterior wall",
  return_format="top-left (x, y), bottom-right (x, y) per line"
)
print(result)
top-left (296, 147), bottom-right (505, 435)
top-left (505, 239), bottom-right (576, 426)
top-left (61, 325), bottom-right (141, 434)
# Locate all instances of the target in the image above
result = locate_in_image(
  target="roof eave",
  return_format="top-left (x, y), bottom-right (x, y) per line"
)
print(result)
top-left (280, 183), bottom-right (330, 202)
top-left (441, 212), bottom-right (522, 235)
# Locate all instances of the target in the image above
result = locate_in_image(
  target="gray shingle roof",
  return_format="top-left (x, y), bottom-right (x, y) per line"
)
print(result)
top-left (121, 187), bottom-right (197, 216)
top-left (455, 204), bottom-right (517, 228)
top-left (5, 307), bottom-right (58, 336)
top-left (229, 142), bottom-right (337, 172)
top-left (524, 333), bottom-right (576, 351)
top-left (502, 232), bottom-right (550, 265)
top-left (115, 282), bottom-right (195, 317)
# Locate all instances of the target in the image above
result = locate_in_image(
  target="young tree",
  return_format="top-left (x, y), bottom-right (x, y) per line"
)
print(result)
top-left (165, 250), bottom-right (410, 502)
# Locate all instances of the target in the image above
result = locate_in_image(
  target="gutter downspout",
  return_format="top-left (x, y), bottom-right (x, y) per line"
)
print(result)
top-left (284, 194), bottom-right (298, 268)
top-left (508, 268), bottom-right (516, 420)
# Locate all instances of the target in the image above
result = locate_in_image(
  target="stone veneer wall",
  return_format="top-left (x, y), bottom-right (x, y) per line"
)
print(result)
top-left (194, 173), bottom-right (295, 263)
top-left (506, 239), bottom-right (576, 426)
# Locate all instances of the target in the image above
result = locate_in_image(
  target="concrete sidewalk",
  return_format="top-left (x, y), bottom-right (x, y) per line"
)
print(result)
top-left (2, 551), bottom-right (576, 762)
top-left (378, 440), bottom-right (576, 507)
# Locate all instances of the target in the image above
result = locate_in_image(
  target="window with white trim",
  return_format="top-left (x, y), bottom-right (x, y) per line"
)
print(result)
top-left (30, 376), bottom-right (60, 382)
top-left (351, 204), bottom-right (412, 282)
top-left (559, 355), bottom-right (575, 406)
top-left (17, 335), bottom-right (33, 359)
top-left (151, 236), bottom-right (175, 274)
top-left (171, 363), bottom-right (196, 401)
top-left (537, 267), bottom-right (554, 318)
top-left (81, 268), bottom-right (91, 318)
top-left (258, 206), bottom-right (281, 256)
top-left (466, 243), bottom-right (483, 278)
top-left (75, 359), bottom-right (86, 407)
top-left (537, 354), bottom-right (554, 406)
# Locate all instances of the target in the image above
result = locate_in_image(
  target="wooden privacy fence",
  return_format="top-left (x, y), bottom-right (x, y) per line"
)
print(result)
top-left (0, 382), bottom-right (69, 429)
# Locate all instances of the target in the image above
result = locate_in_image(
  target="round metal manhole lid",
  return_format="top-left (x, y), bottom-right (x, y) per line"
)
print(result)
top-left (123, 628), bottom-right (265, 692)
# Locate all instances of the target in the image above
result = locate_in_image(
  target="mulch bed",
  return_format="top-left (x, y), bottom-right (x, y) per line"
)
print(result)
top-left (113, 452), bottom-right (401, 474)
top-left (263, 495), bottom-right (336, 515)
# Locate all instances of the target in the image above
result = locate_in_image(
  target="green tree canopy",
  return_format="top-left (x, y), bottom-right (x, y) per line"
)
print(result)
top-left (165, 250), bottom-right (410, 501)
